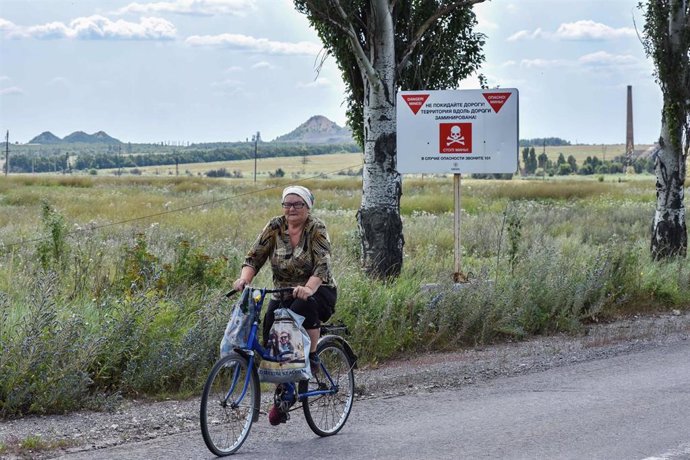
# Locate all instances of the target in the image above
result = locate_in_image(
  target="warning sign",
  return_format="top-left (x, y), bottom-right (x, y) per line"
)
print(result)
top-left (440, 123), bottom-right (472, 154)
top-left (396, 88), bottom-right (518, 174)
top-left (482, 92), bottom-right (512, 113)
top-left (401, 94), bottom-right (429, 115)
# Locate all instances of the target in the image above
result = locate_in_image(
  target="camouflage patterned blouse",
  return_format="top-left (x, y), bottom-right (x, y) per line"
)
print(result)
top-left (242, 215), bottom-right (336, 289)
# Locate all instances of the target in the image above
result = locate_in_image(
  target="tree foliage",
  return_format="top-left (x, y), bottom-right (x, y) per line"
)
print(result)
top-left (640, 0), bottom-right (690, 153)
top-left (294, 0), bottom-right (487, 148)
top-left (519, 137), bottom-right (571, 147)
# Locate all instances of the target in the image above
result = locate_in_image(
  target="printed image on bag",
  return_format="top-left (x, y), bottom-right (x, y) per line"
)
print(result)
top-left (219, 288), bottom-right (255, 358)
top-left (267, 321), bottom-right (303, 362)
top-left (258, 308), bottom-right (311, 383)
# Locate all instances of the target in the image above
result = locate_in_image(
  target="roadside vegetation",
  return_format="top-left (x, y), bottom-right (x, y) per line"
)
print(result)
top-left (1, 160), bottom-right (687, 418)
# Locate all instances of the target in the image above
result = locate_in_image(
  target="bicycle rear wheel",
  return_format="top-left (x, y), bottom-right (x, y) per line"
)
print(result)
top-left (301, 339), bottom-right (355, 436)
top-left (200, 352), bottom-right (259, 456)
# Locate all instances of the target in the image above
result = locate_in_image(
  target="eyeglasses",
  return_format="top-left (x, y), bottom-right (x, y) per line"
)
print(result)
top-left (282, 201), bottom-right (306, 209)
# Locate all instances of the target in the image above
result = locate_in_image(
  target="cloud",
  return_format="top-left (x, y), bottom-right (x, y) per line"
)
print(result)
top-left (8, 15), bottom-right (176, 40)
top-left (507, 28), bottom-right (545, 41)
top-left (473, 5), bottom-right (498, 31)
top-left (0, 76), bottom-right (23, 96)
top-left (0, 86), bottom-right (23, 96)
top-left (508, 21), bottom-right (635, 42)
top-left (185, 33), bottom-right (321, 55)
top-left (113, 0), bottom-right (256, 16)
top-left (516, 52), bottom-right (638, 71)
top-left (0, 18), bottom-right (18, 32)
top-left (251, 61), bottom-right (275, 70)
top-left (555, 20), bottom-right (636, 40)
top-left (211, 77), bottom-right (244, 96)
top-left (578, 51), bottom-right (638, 67)
top-left (520, 58), bottom-right (566, 69)
top-left (297, 77), bottom-right (331, 88)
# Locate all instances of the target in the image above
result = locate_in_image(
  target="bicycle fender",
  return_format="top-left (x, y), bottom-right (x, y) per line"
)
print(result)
top-left (319, 335), bottom-right (358, 369)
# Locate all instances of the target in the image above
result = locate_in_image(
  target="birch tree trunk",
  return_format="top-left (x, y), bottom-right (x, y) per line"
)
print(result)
top-left (356, 0), bottom-right (404, 278)
top-left (647, 0), bottom-right (690, 259)
top-left (651, 127), bottom-right (688, 259)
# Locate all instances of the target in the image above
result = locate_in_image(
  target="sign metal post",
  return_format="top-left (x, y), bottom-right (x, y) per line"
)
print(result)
top-left (453, 173), bottom-right (464, 282)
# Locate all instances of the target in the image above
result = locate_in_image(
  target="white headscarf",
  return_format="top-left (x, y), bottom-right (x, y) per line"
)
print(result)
top-left (282, 185), bottom-right (315, 209)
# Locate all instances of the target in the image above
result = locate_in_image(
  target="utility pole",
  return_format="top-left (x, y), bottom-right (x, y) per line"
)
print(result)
top-left (4, 130), bottom-right (8, 176)
top-left (253, 131), bottom-right (260, 183)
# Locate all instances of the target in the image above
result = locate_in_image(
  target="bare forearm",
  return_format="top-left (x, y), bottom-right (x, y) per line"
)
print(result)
top-left (233, 266), bottom-right (256, 291)
top-left (304, 275), bottom-right (322, 293)
top-left (294, 275), bottom-right (323, 300)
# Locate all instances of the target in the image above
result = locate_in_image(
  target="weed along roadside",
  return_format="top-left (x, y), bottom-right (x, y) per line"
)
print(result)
top-left (2, 172), bottom-right (688, 437)
top-left (421, 278), bottom-right (494, 309)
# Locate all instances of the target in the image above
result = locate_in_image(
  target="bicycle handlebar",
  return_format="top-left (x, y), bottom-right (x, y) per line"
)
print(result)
top-left (224, 286), bottom-right (297, 299)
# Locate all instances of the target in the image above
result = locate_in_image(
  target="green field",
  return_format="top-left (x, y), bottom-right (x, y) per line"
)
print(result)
top-left (1, 169), bottom-right (686, 419)
top-left (100, 152), bottom-right (364, 178)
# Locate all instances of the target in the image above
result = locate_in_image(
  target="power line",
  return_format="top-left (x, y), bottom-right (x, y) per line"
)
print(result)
top-left (0, 164), bottom-right (362, 250)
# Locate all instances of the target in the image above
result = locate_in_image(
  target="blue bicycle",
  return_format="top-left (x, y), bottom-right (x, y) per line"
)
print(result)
top-left (200, 286), bottom-right (357, 456)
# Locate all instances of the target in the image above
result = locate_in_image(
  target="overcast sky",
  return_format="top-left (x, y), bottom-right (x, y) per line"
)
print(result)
top-left (0, 0), bottom-right (662, 145)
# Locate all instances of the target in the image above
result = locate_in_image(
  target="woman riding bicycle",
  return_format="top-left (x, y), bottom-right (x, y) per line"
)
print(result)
top-left (232, 185), bottom-right (337, 424)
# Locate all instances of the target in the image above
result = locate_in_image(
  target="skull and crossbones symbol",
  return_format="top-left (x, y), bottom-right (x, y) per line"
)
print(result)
top-left (446, 125), bottom-right (465, 146)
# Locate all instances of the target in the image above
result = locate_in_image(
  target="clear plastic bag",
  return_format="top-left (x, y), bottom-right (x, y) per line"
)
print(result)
top-left (219, 289), bottom-right (255, 357)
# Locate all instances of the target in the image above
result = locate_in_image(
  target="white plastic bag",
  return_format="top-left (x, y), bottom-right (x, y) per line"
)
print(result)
top-left (258, 308), bottom-right (312, 383)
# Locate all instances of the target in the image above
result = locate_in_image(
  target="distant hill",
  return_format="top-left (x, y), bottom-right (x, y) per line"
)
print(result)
top-left (29, 131), bottom-right (62, 144)
top-left (28, 130), bottom-right (121, 144)
top-left (273, 115), bottom-right (354, 144)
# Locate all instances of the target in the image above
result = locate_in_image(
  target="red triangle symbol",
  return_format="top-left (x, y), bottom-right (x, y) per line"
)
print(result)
top-left (482, 92), bottom-right (512, 113)
top-left (401, 94), bottom-right (429, 115)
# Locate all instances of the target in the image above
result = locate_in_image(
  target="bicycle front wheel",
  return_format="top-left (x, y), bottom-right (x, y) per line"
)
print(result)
top-left (302, 339), bottom-right (355, 436)
top-left (200, 352), bottom-right (259, 456)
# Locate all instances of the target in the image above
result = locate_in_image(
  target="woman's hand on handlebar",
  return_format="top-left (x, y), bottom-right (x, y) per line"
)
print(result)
top-left (233, 278), bottom-right (248, 292)
top-left (292, 285), bottom-right (313, 301)
top-left (233, 266), bottom-right (256, 293)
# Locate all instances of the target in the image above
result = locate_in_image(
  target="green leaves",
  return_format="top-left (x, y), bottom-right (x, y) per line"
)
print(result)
top-left (294, 0), bottom-right (486, 147)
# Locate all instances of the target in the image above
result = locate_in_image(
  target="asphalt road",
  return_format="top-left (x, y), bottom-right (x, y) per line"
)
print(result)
top-left (56, 340), bottom-right (690, 460)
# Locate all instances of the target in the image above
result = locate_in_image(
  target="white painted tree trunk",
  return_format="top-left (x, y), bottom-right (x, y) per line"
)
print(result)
top-left (650, 2), bottom-right (689, 259)
top-left (651, 130), bottom-right (687, 259)
top-left (356, 0), bottom-right (404, 278)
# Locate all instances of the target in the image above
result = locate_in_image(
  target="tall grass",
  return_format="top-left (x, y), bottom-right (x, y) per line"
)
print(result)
top-left (0, 172), bottom-right (686, 417)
